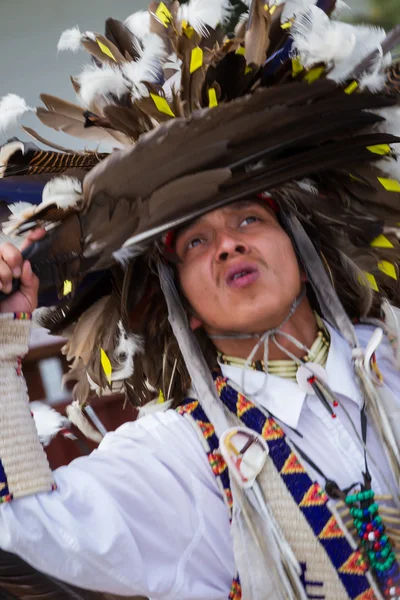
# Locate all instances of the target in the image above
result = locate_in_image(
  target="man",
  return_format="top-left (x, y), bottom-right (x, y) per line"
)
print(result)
top-left (0, 1), bottom-right (399, 599)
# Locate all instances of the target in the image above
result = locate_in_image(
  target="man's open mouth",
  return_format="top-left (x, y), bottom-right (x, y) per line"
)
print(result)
top-left (226, 264), bottom-right (260, 288)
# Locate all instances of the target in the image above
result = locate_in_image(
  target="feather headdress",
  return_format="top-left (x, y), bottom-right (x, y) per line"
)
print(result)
top-left (0, 0), bottom-right (400, 407)
top-left (1, 4), bottom-right (400, 597)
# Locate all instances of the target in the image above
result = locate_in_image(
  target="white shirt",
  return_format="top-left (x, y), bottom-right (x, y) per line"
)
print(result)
top-left (0, 324), bottom-right (399, 600)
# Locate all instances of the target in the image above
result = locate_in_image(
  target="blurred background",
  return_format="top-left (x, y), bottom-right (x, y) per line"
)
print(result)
top-left (0, 0), bottom-right (398, 468)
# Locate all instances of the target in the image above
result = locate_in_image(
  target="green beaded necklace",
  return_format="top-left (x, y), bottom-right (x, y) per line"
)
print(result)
top-left (295, 441), bottom-right (399, 597)
top-left (345, 489), bottom-right (398, 590)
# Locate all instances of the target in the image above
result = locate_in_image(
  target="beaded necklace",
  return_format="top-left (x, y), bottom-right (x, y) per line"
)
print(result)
top-left (218, 316), bottom-right (330, 380)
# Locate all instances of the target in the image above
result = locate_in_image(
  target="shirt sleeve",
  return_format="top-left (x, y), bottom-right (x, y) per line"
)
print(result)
top-left (0, 410), bottom-right (235, 600)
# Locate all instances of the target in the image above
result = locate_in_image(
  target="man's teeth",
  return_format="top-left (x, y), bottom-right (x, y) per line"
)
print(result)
top-left (233, 271), bottom-right (248, 280)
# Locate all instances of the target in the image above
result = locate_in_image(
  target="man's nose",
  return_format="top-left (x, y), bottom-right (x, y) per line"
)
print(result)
top-left (216, 233), bottom-right (249, 262)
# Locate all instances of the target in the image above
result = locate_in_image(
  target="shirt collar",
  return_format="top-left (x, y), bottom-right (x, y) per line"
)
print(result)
top-left (219, 321), bottom-right (362, 429)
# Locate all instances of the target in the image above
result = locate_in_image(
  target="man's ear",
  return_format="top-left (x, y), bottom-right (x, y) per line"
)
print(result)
top-left (189, 315), bottom-right (203, 331)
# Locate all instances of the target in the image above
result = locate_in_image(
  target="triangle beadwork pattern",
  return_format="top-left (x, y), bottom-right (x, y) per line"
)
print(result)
top-left (212, 375), bottom-right (375, 600)
top-left (281, 452), bottom-right (305, 475)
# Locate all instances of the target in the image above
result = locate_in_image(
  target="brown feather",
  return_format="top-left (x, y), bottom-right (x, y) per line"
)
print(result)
top-left (36, 107), bottom-right (128, 145)
top-left (70, 76), bottom-right (81, 95)
top-left (64, 295), bottom-right (111, 365)
top-left (81, 34), bottom-right (127, 65)
top-left (385, 62), bottom-right (400, 96)
top-left (40, 94), bottom-right (87, 121)
top-left (105, 18), bottom-right (139, 60)
top-left (264, 4), bottom-right (285, 55)
top-left (21, 126), bottom-right (77, 153)
top-left (149, 1), bottom-right (180, 57)
top-left (245, 0), bottom-right (271, 68)
top-left (177, 29), bottom-right (209, 112)
top-left (103, 105), bottom-right (153, 140)
top-left (135, 91), bottom-right (176, 123)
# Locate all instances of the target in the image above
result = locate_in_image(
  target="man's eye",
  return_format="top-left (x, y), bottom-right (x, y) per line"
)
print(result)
top-left (239, 216), bottom-right (260, 227)
top-left (187, 237), bottom-right (203, 250)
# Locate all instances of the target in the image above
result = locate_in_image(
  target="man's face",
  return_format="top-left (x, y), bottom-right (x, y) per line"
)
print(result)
top-left (175, 200), bottom-right (303, 335)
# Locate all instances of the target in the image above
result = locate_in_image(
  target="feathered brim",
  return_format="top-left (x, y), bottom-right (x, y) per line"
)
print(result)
top-left (0, 0), bottom-right (400, 399)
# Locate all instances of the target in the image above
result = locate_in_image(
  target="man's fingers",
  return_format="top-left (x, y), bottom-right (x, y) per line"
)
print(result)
top-left (20, 260), bottom-right (40, 311)
top-left (20, 260), bottom-right (38, 294)
top-left (0, 242), bottom-right (24, 278)
top-left (0, 260), bottom-right (15, 293)
top-left (20, 227), bottom-right (47, 252)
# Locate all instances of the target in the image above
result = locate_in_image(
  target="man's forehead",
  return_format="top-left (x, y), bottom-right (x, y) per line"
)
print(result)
top-left (176, 199), bottom-right (264, 236)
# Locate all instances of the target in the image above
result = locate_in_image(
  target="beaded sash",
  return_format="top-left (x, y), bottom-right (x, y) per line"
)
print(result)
top-left (176, 374), bottom-right (400, 600)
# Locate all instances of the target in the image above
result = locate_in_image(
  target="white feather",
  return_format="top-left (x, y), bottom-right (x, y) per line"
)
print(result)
top-left (66, 400), bottom-right (103, 443)
top-left (357, 45), bottom-right (391, 92)
top-left (3, 201), bottom-right (37, 235)
top-left (291, 6), bottom-right (388, 83)
top-left (238, 10), bottom-right (250, 24)
top-left (0, 140), bottom-right (24, 177)
top-left (373, 107), bottom-right (400, 138)
top-left (86, 372), bottom-right (101, 394)
top-left (3, 202), bottom-right (32, 233)
top-left (383, 226), bottom-right (400, 240)
top-left (163, 70), bottom-right (182, 101)
top-left (295, 178), bottom-right (319, 195)
top-left (4, 177), bottom-right (83, 235)
top-left (112, 321), bottom-right (144, 382)
top-left (122, 33), bottom-right (167, 99)
top-left (112, 244), bottom-right (147, 267)
top-left (359, 70), bottom-right (387, 92)
top-left (42, 176), bottom-right (83, 209)
top-left (281, 0), bottom-right (317, 24)
top-left (331, 0), bottom-right (350, 19)
top-left (124, 10), bottom-right (151, 41)
top-left (138, 397), bottom-right (173, 417)
top-left (371, 107), bottom-right (400, 179)
top-left (57, 26), bottom-right (83, 52)
top-left (7, 201), bottom-right (33, 217)
top-left (375, 156), bottom-right (400, 181)
top-left (164, 52), bottom-right (181, 72)
top-left (85, 31), bottom-right (97, 42)
top-left (0, 94), bottom-right (32, 135)
top-left (178, 0), bottom-right (233, 36)
top-left (30, 401), bottom-right (70, 447)
top-left (77, 64), bottom-right (128, 108)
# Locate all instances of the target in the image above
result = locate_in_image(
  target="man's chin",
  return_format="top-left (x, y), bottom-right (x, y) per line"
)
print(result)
top-left (217, 302), bottom-right (291, 334)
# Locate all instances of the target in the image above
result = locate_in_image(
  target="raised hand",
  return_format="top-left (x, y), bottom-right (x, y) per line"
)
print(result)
top-left (0, 228), bottom-right (47, 314)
